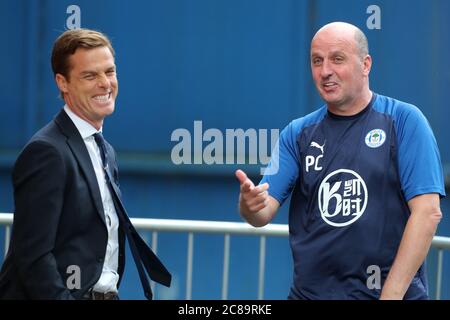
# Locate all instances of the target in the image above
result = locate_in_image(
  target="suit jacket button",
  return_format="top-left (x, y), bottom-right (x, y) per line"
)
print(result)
top-left (98, 258), bottom-right (104, 263)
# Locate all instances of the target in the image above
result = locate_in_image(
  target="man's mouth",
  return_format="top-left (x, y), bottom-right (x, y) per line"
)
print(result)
top-left (322, 82), bottom-right (338, 91)
top-left (92, 92), bottom-right (112, 102)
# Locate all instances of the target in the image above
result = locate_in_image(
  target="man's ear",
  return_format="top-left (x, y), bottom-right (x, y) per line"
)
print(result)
top-left (363, 54), bottom-right (372, 76)
top-left (55, 73), bottom-right (69, 94)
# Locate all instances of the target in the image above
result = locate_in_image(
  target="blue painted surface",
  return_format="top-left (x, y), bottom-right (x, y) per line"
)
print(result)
top-left (0, 0), bottom-right (449, 299)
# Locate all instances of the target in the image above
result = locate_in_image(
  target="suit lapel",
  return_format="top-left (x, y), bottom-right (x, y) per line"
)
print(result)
top-left (54, 110), bottom-right (106, 226)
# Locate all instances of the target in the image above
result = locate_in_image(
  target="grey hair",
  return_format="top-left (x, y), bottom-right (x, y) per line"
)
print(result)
top-left (354, 27), bottom-right (369, 59)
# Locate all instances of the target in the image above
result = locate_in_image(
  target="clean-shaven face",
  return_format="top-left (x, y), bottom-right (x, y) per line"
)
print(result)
top-left (310, 27), bottom-right (367, 110)
top-left (57, 46), bottom-right (118, 129)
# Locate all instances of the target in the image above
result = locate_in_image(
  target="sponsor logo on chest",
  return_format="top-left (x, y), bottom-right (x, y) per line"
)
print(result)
top-left (318, 169), bottom-right (368, 227)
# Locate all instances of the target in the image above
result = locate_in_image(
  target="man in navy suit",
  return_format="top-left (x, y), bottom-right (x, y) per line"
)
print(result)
top-left (0, 29), bottom-right (170, 299)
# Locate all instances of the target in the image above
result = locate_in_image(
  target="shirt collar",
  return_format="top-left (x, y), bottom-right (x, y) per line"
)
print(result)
top-left (64, 105), bottom-right (102, 139)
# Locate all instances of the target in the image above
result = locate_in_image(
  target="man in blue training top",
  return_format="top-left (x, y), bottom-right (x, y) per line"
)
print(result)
top-left (235, 22), bottom-right (445, 299)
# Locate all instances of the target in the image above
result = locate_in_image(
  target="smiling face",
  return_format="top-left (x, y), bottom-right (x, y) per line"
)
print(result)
top-left (55, 46), bottom-right (118, 130)
top-left (310, 23), bottom-right (372, 115)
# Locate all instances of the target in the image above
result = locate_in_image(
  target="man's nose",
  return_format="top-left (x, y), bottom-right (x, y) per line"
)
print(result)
top-left (320, 59), bottom-right (333, 78)
top-left (97, 73), bottom-right (110, 88)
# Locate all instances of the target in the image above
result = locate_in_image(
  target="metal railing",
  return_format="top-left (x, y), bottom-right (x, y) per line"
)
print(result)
top-left (1, 213), bottom-right (449, 299)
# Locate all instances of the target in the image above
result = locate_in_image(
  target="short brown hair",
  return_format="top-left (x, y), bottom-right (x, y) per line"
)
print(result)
top-left (51, 28), bottom-right (114, 79)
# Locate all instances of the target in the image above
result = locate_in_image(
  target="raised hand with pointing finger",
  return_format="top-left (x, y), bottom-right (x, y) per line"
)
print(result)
top-left (235, 169), bottom-right (279, 227)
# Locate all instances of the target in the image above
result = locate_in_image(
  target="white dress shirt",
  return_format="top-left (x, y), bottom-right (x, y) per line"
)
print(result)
top-left (64, 105), bottom-right (120, 294)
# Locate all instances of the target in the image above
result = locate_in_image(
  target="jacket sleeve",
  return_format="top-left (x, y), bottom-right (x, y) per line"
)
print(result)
top-left (11, 140), bottom-right (75, 299)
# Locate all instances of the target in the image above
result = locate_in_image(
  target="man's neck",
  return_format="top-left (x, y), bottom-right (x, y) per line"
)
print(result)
top-left (65, 102), bottom-right (103, 131)
top-left (327, 90), bottom-right (373, 116)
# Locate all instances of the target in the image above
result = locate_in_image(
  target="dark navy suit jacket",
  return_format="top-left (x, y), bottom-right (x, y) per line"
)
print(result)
top-left (0, 109), bottom-right (125, 299)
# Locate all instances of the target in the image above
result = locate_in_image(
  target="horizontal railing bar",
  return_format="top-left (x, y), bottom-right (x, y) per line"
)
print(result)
top-left (1, 213), bottom-right (450, 245)
top-left (431, 236), bottom-right (450, 249)
top-left (0, 214), bottom-right (12, 224)
top-left (130, 218), bottom-right (288, 236)
top-left (0, 213), bottom-right (287, 236)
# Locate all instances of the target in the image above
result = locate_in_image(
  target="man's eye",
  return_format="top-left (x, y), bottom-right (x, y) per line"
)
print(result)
top-left (83, 75), bottom-right (96, 80)
top-left (334, 57), bottom-right (344, 63)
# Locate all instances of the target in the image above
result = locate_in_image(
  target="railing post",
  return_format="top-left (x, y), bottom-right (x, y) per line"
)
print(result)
top-left (151, 232), bottom-right (158, 295)
top-left (436, 249), bottom-right (443, 300)
top-left (222, 234), bottom-right (230, 300)
top-left (186, 232), bottom-right (194, 300)
top-left (258, 236), bottom-right (266, 300)
top-left (4, 225), bottom-right (11, 258)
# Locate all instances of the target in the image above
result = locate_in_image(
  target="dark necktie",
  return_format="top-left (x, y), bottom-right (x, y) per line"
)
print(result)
top-left (93, 132), bottom-right (171, 300)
